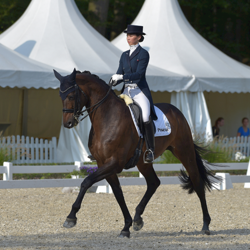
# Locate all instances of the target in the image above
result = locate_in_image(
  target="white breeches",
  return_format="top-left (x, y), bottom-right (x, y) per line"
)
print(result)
top-left (123, 85), bottom-right (150, 122)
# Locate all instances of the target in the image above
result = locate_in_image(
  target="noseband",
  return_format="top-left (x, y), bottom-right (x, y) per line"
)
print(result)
top-left (61, 83), bottom-right (112, 123)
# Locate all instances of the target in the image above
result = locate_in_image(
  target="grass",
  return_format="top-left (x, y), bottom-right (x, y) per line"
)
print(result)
top-left (159, 150), bottom-right (181, 164)
top-left (0, 136), bottom-right (248, 180)
top-left (0, 146), bottom-right (12, 166)
top-left (159, 136), bottom-right (249, 164)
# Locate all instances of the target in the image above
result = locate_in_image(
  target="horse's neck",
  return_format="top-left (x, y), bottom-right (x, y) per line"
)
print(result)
top-left (87, 81), bottom-right (119, 125)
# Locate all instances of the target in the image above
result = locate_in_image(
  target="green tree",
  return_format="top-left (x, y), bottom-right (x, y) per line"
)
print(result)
top-left (0, 0), bottom-right (31, 34)
top-left (178, 0), bottom-right (250, 65)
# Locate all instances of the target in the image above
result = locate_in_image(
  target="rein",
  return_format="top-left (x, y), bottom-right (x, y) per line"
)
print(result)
top-left (62, 81), bottom-right (113, 123)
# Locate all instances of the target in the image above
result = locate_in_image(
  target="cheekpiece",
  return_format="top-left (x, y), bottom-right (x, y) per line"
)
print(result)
top-left (124, 25), bottom-right (146, 35)
top-left (53, 68), bottom-right (77, 100)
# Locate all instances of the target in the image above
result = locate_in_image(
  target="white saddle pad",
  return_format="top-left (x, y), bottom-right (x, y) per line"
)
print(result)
top-left (128, 105), bottom-right (171, 137)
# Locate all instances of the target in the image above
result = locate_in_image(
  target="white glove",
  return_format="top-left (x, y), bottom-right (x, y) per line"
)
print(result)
top-left (111, 74), bottom-right (123, 82)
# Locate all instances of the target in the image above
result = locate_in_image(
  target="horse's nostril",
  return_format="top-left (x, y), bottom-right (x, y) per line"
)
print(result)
top-left (68, 122), bottom-right (72, 127)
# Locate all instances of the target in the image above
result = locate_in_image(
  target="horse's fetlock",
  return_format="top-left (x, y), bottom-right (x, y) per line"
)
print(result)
top-left (204, 215), bottom-right (211, 224)
top-left (125, 217), bottom-right (133, 227)
top-left (135, 205), bottom-right (144, 215)
top-left (72, 204), bottom-right (80, 213)
top-left (155, 178), bottom-right (161, 188)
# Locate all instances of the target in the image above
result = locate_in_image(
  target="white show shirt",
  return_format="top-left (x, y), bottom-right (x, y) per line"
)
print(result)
top-left (125, 43), bottom-right (140, 87)
top-left (129, 43), bottom-right (139, 56)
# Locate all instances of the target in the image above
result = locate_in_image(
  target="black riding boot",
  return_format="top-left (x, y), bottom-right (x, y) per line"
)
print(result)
top-left (143, 118), bottom-right (155, 163)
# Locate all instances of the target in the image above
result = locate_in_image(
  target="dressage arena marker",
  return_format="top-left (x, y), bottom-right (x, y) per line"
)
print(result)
top-left (212, 173), bottom-right (233, 190)
top-left (1, 162), bottom-right (250, 191)
top-left (244, 160), bottom-right (250, 188)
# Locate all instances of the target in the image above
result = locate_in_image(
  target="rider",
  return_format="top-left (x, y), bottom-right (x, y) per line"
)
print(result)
top-left (111, 24), bottom-right (157, 163)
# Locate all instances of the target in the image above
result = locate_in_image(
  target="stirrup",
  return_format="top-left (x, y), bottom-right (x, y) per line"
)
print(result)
top-left (143, 149), bottom-right (154, 163)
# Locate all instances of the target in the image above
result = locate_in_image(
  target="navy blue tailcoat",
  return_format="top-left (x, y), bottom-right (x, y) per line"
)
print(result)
top-left (116, 45), bottom-right (157, 121)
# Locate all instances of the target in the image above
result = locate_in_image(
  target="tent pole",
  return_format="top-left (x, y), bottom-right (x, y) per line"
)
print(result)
top-left (21, 89), bottom-right (28, 136)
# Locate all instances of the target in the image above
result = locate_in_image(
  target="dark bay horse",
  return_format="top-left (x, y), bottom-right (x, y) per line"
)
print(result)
top-left (55, 69), bottom-right (219, 237)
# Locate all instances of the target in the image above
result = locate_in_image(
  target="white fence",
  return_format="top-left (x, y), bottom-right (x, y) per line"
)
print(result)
top-left (0, 136), bottom-right (57, 164)
top-left (0, 135), bottom-right (250, 164)
top-left (216, 136), bottom-right (250, 158)
top-left (0, 162), bottom-right (250, 190)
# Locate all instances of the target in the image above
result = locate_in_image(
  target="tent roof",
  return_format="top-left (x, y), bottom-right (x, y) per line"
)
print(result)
top-left (112, 0), bottom-right (250, 93)
top-left (0, 0), bottom-right (120, 75)
top-left (0, 43), bottom-right (68, 89)
top-left (0, 0), bottom-right (189, 91)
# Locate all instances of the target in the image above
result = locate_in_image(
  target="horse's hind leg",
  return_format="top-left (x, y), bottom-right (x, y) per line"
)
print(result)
top-left (106, 174), bottom-right (132, 238)
top-left (173, 146), bottom-right (211, 235)
top-left (133, 162), bottom-right (161, 231)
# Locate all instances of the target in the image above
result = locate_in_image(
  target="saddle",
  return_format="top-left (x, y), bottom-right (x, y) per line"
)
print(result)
top-left (122, 96), bottom-right (144, 134)
top-left (119, 94), bottom-right (155, 135)
top-left (119, 94), bottom-right (154, 169)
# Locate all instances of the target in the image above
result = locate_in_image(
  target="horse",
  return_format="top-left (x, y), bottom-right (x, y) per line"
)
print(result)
top-left (54, 69), bottom-right (219, 238)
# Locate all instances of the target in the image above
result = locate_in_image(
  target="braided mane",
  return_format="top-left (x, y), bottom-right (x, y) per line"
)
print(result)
top-left (76, 70), bottom-right (99, 78)
top-left (76, 70), bottom-right (107, 85)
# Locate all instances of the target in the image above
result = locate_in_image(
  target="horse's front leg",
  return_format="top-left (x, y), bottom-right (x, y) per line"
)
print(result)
top-left (63, 160), bottom-right (117, 228)
top-left (133, 162), bottom-right (161, 231)
top-left (106, 174), bottom-right (132, 238)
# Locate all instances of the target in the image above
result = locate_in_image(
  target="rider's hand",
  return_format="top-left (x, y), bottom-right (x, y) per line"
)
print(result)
top-left (108, 78), bottom-right (114, 86)
top-left (109, 74), bottom-right (123, 87)
top-left (112, 74), bottom-right (123, 82)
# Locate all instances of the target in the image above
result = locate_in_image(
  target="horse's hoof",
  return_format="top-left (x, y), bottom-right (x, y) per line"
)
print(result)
top-left (202, 230), bottom-right (210, 235)
top-left (63, 218), bottom-right (77, 228)
top-left (118, 231), bottom-right (130, 238)
top-left (133, 218), bottom-right (144, 231)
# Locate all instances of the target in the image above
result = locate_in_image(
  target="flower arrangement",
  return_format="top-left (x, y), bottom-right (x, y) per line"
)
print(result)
top-left (71, 165), bottom-right (98, 178)
top-left (80, 165), bottom-right (98, 176)
top-left (235, 152), bottom-right (246, 161)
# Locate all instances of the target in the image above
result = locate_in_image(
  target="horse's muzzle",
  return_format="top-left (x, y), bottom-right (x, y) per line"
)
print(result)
top-left (64, 119), bottom-right (78, 128)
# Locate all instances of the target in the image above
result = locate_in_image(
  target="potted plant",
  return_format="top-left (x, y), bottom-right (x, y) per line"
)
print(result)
top-left (71, 165), bottom-right (98, 192)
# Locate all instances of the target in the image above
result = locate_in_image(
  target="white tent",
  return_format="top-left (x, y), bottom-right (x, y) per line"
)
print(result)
top-left (0, 0), bottom-right (190, 162)
top-left (112, 0), bottom-right (250, 93)
top-left (112, 0), bottom-right (250, 138)
top-left (0, 0), bottom-right (187, 86)
top-left (0, 43), bottom-right (68, 138)
top-left (0, 0), bottom-right (119, 78)
top-left (0, 43), bottom-right (66, 89)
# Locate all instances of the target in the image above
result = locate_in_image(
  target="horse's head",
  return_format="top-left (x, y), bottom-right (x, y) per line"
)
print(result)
top-left (54, 68), bottom-right (87, 129)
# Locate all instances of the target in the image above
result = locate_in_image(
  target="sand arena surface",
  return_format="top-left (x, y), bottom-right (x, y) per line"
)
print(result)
top-left (0, 183), bottom-right (249, 250)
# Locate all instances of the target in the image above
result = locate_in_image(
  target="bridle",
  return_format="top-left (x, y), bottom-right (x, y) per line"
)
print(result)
top-left (61, 81), bottom-right (112, 123)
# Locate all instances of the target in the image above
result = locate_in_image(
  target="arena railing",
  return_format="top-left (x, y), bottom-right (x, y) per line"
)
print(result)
top-left (0, 161), bottom-right (250, 191)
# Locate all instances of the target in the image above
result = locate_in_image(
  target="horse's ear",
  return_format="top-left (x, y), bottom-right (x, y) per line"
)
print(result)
top-left (69, 68), bottom-right (77, 81)
top-left (53, 69), bottom-right (63, 82)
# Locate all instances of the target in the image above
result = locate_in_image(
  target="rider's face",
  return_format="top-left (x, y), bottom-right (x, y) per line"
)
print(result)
top-left (127, 34), bottom-right (140, 46)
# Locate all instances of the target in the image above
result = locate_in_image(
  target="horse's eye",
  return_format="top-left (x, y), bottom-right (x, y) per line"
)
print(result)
top-left (68, 96), bottom-right (75, 100)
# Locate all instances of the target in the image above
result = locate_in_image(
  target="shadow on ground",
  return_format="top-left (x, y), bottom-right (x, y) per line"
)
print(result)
top-left (0, 228), bottom-right (249, 250)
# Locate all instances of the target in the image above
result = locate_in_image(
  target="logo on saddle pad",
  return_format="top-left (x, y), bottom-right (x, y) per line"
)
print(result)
top-left (157, 121), bottom-right (171, 133)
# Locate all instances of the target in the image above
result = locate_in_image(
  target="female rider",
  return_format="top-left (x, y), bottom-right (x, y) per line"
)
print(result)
top-left (111, 24), bottom-right (157, 163)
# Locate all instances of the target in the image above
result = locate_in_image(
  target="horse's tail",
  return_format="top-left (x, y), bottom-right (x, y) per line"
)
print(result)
top-left (179, 143), bottom-right (221, 194)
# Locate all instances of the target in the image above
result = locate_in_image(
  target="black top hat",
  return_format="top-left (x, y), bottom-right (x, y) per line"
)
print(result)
top-left (124, 25), bottom-right (146, 35)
